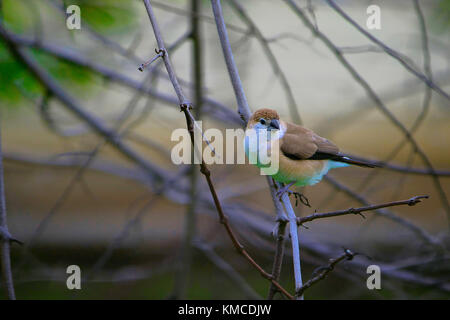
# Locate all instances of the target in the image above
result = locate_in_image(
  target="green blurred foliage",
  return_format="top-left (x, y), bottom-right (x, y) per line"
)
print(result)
top-left (65, 0), bottom-right (138, 35)
top-left (431, 0), bottom-right (450, 34)
top-left (0, 0), bottom-right (138, 107)
top-left (1, 0), bottom-right (36, 33)
top-left (0, 43), bottom-right (43, 104)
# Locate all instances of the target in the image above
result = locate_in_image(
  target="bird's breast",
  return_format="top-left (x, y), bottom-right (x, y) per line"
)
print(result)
top-left (273, 154), bottom-right (331, 186)
top-left (244, 130), bottom-right (278, 168)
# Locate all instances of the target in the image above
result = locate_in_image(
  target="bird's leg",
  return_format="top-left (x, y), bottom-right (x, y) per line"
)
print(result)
top-left (293, 193), bottom-right (311, 208)
top-left (275, 181), bottom-right (297, 200)
top-left (276, 182), bottom-right (311, 207)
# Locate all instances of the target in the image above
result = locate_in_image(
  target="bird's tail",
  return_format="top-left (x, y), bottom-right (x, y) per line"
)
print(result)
top-left (331, 155), bottom-right (381, 168)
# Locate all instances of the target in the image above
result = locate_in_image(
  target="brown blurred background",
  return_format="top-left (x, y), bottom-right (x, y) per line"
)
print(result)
top-left (0, 0), bottom-right (449, 299)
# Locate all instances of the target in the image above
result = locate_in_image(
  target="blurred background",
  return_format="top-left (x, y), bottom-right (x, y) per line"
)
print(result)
top-left (0, 0), bottom-right (449, 299)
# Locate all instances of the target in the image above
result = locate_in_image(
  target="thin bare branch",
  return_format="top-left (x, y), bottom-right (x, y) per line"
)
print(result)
top-left (211, 0), bottom-right (251, 123)
top-left (325, 0), bottom-right (450, 102)
top-left (152, 0), bottom-right (248, 34)
top-left (138, 50), bottom-right (164, 71)
top-left (345, 155), bottom-right (450, 177)
top-left (7, 32), bottom-right (241, 125)
top-left (229, 0), bottom-right (302, 124)
top-left (298, 195), bottom-right (429, 225)
top-left (297, 249), bottom-right (357, 297)
top-left (324, 176), bottom-right (441, 248)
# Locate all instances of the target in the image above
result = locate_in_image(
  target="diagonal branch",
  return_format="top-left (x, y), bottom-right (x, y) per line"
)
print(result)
top-left (228, 0), bottom-right (302, 124)
top-left (7, 32), bottom-right (242, 126)
top-left (297, 249), bottom-right (357, 297)
top-left (0, 25), bottom-right (164, 183)
top-left (325, 0), bottom-right (449, 102)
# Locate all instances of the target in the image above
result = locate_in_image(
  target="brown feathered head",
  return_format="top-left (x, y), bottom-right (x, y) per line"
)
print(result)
top-left (248, 108), bottom-right (280, 130)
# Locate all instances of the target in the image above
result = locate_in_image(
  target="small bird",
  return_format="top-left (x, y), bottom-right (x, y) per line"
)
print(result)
top-left (244, 108), bottom-right (377, 200)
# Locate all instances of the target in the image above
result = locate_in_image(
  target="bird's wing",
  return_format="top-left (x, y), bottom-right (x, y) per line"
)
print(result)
top-left (280, 122), bottom-right (339, 160)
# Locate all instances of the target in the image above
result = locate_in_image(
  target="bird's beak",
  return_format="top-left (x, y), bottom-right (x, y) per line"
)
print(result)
top-left (270, 119), bottom-right (280, 130)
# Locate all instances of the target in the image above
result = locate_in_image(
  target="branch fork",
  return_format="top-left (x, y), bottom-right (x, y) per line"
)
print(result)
top-left (0, 226), bottom-right (22, 245)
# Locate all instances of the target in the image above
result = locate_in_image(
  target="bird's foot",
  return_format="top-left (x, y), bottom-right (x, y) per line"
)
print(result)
top-left (275, 183), bottom-right (295, 200)
top-left (292, 192), bottom-right (311, 207)
top-left (276, 184), bottom-right (311, 207)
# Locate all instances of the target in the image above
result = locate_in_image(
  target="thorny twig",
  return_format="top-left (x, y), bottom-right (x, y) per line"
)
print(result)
top-left (296, 249), bottom-right (358, 297)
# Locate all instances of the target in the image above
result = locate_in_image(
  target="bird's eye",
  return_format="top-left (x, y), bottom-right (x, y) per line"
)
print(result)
top-left (259, 118), bottom-right (266, 125)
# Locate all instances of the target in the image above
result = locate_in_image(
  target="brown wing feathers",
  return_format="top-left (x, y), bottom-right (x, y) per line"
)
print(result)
top-left (280, 122), bottom-right (378, 168)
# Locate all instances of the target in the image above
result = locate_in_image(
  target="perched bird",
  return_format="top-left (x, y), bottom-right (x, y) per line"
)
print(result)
top-left (244, 108), bottom-right (377, 199)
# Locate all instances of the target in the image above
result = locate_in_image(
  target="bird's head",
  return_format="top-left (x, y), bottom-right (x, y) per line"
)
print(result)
top-left (248, 108), bottom-right (280, 131)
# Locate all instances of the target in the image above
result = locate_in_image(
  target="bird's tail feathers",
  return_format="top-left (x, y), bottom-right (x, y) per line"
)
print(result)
top-left (332, 155), bottom-right (380, 168)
